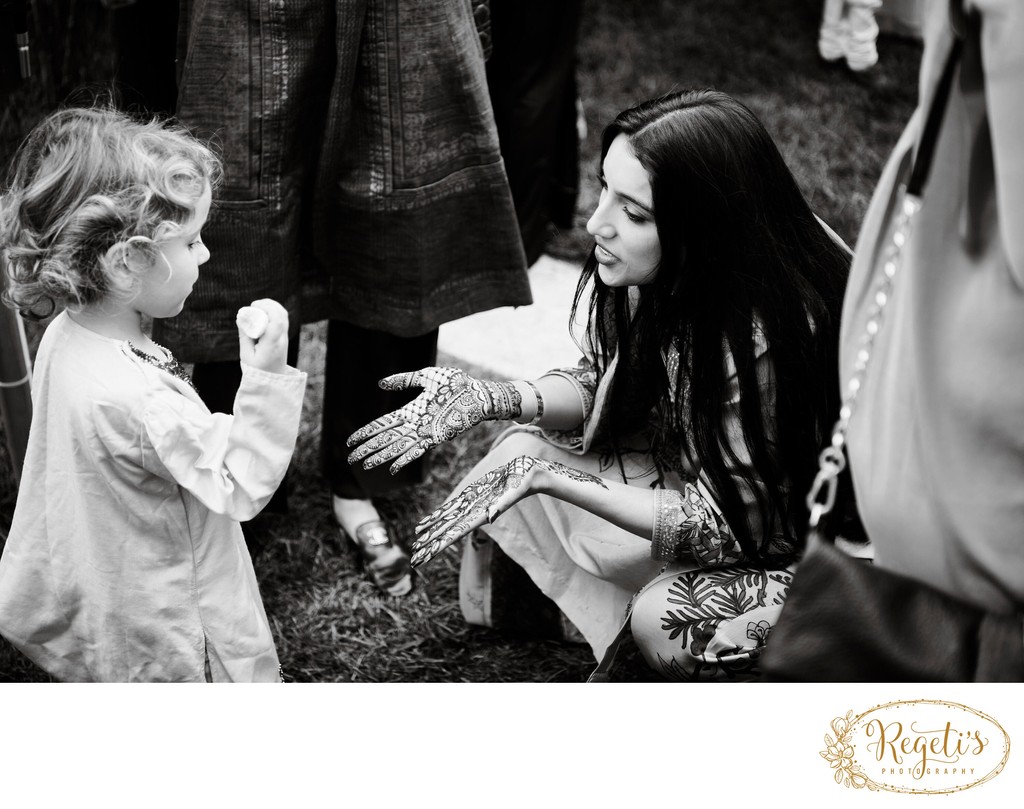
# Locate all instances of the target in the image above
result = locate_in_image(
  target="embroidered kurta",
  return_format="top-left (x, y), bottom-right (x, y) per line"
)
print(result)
top-left (459, 328), bottom-right (797, 679)
top-left (0, 313), bottom-right (307, 681)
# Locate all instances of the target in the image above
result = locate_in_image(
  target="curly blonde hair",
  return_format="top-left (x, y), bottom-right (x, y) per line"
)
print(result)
top-left (0, 105), bottom-right (222, 319)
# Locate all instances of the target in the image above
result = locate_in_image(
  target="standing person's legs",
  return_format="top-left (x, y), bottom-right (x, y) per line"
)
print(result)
top-left (322, 319), bottom-right (438, 595)
top-left (160, 0), bottom-right (335, 558)
top-left (486, 0), bottom-right (582, 266)
top-left (110, 0), bottom-right (179, 116)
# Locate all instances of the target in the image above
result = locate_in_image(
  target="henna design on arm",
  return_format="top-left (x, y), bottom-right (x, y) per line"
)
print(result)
top-left (409, 456), bottom-right (607, 567)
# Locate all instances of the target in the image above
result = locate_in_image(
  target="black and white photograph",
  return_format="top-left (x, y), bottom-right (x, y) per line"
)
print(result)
top-left (1, 0), bottom-right (1022, 804)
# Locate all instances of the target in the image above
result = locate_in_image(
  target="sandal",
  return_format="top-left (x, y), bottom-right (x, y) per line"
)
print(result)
top-left (341, 519), bottom-right (413, 597)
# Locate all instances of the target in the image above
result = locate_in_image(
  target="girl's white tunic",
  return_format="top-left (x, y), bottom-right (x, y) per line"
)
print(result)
top-left (0, 313), bottom-right (307, 681)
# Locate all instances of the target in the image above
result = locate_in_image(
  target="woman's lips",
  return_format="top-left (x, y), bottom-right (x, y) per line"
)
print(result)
top-left (594, 243), bottom-right (617, 264)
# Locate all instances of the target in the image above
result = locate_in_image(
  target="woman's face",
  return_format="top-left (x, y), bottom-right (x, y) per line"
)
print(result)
top-left (586, 133), bottom-right (662, 287)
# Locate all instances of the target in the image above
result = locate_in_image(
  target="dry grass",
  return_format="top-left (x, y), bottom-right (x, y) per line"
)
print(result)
top-left (0, 0), bottom-right (921, 682)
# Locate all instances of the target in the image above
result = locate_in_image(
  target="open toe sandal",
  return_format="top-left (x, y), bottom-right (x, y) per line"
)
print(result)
top-left (341, 519), bottom-right (413, 598)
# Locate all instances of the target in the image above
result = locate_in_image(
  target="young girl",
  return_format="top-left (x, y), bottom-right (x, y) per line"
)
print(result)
top-left (0, 107), bottom-right (307, 682)
top-left (347, 90), bottom-right (851, 680)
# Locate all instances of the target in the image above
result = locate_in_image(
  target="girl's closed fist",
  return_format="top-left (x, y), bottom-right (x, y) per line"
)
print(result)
top-left (237, 298), bottom-right (289, 373)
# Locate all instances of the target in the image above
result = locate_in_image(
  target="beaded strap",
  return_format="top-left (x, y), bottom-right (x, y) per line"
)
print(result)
top-left (807, 194), bottom-right (920, 527)
top-left (806, 32), bottom-right (964, 528)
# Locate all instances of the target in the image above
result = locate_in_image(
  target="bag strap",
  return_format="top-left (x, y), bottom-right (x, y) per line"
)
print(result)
top-left (806, 18), bottom-right (967, 533)
top-left (907, 29), bottom-right (964, 197)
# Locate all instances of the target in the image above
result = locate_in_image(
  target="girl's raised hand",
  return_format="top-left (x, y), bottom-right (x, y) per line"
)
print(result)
top-left (237, 298), bottom-right (289, 374)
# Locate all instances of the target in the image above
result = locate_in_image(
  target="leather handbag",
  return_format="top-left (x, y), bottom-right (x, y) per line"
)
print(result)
top-left (762, 526), bottom-right (1024, 681)
top-left (761, 9), bottom-right (1024, 683)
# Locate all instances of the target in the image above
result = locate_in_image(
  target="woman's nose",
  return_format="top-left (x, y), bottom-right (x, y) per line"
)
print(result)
top-left (586, 197), bottom-right (615, 238)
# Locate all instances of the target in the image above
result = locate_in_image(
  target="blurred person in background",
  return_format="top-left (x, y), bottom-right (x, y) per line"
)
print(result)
top-left (819, 0), bottom-right (882, 72)
top-left (158, 0), bottom-right (531, 597)
top-left (485, 0), bottom-right (583, 266)
top-left (838, 1), bottom-right (1024, 630)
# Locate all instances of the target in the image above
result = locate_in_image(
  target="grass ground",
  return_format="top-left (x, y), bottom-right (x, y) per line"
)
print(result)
top-left (0, 0), bottom-right (922, 682)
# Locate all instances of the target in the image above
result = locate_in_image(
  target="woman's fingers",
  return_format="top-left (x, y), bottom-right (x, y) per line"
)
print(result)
top-left (352, 430), bottom-right (417, 469)
top-left (377, 370), bottom-right (423, 392)
top-left (408, 463), bottom-right (513, 566)
top-left (410, 508), bottom-right (488, 567)
top-left (346, 411), bottom-right (406, 450)
top-left (414, 497), bottom-right (467, 536)
top-left (387, 442), bottom-right (427, 475)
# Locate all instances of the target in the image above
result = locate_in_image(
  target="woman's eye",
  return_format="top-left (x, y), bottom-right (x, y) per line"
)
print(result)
top-left (623, 207), bottom-right (646, 224)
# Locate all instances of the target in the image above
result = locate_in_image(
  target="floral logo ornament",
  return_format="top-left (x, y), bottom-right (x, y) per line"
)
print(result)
top-left (818, 701), bottom-right (1009, 794)
top-left (821, 711), bottom-right (877, 790)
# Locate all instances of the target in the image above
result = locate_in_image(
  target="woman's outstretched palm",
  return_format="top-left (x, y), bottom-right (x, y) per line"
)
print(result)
top-left (346, 366), bottom-right (521, 474)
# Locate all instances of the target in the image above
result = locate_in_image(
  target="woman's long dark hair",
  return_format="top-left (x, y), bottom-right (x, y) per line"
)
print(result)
top-left (572, 90), bottom-right (850, 562)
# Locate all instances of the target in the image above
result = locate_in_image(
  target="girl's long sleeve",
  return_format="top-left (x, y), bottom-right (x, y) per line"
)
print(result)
top-left (139, 364), bottom-right (307, 522)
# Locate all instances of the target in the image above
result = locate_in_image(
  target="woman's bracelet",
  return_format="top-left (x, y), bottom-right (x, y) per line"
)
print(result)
top-left (651, 488), bottom-right (685, 561)
top-left (651, 484), bottom-right (731, 565)
top-left (524, 380), bottom-right (545, 425)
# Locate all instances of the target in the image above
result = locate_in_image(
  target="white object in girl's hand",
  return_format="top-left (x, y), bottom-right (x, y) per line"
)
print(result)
top-left (236, 305), bottom-right (269, 340)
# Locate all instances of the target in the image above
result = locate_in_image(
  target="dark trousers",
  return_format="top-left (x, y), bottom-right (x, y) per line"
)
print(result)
top-left (486, 0), bottom-right (582, 266)
top-left (322, 321), bottom-right (438, 499)
top-left (110, 0), bottom-right (179, 116)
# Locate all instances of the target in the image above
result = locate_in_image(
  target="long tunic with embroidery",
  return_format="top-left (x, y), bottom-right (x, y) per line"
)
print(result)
top-left (0, 312), bottom-right (307, 682)
top-left (459, 328), bottom-right (794, 667)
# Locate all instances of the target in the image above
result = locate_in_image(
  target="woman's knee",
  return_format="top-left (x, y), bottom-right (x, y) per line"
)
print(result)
top-left (630, 565), bottom-right (794, 681)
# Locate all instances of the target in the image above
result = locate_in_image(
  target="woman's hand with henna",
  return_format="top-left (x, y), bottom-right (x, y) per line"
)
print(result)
top-left (409, 456), bottom-right (607, 567)
top-left (346, 367), bottom-right (523, 474)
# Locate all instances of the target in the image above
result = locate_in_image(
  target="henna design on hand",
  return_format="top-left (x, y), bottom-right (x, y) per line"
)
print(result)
top-left (409, 456), bottom-right (606, 567)
top-left (345, 367), bottom-right (523, 474)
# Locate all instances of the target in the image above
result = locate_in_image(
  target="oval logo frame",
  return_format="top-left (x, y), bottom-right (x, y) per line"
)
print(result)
top-left (821, 699), bottom-right (1010, 794)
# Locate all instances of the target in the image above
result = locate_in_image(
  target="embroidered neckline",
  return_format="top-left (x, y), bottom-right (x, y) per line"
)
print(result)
top-left (127, 341), bottom-right (196, 391)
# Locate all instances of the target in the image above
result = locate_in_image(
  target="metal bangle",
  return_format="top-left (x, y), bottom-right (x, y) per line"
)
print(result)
top-left (525, 380), bottom-right (545, 425)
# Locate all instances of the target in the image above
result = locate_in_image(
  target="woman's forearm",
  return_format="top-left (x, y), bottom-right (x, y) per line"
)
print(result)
top-left (532, 463), bottom-right (739, 567)
top-left (510, 374), bottom-right (588, 431)
top-left (534, 465), bottom-right (656, 540)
